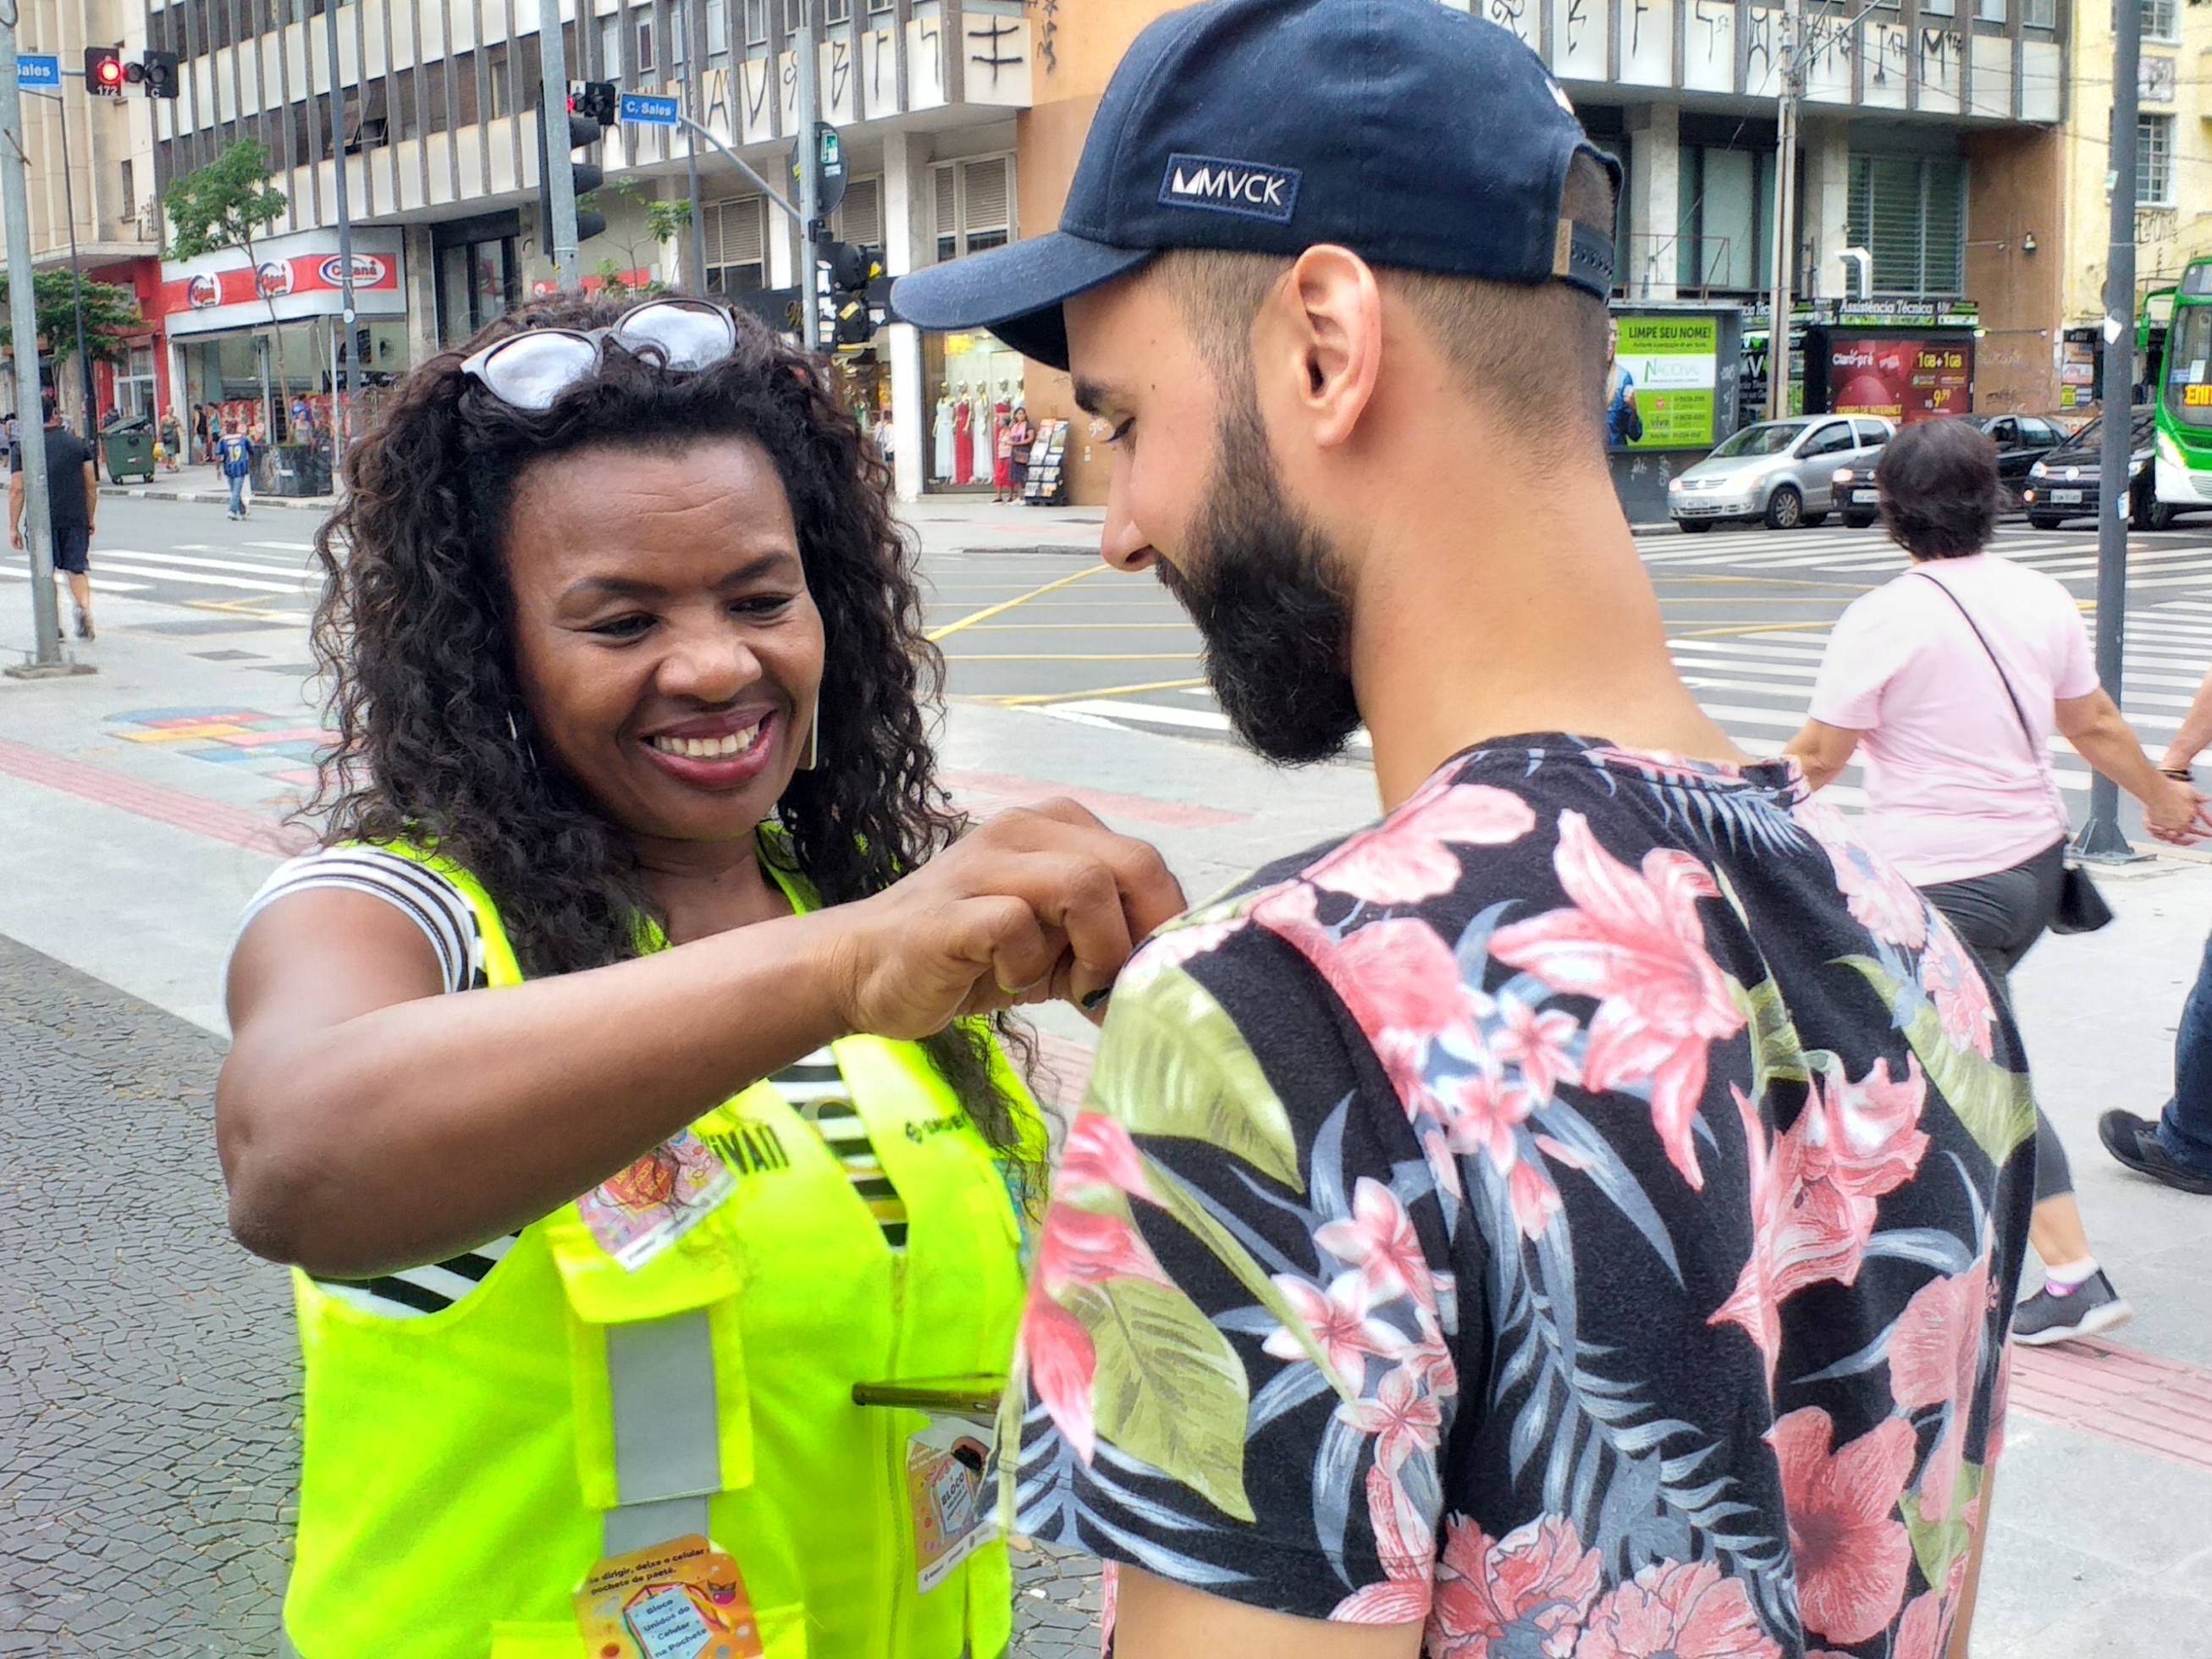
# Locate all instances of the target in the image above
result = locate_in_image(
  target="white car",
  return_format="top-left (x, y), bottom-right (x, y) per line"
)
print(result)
top-left (1668, 416), bottom-right (1896, 532)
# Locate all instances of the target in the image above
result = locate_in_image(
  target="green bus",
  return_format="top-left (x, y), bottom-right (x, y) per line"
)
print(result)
top-left (2154, 262), bottom-right (2212, 510)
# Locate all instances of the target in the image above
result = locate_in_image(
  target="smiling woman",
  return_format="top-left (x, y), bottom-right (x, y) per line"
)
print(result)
top-left (215, 293), bottom-right (1183, 1659)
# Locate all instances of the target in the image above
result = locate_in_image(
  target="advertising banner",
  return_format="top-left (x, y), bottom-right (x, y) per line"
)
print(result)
top-left (1828, 337), bottom-right (1972, 423)
top-left (1610, 316), bottom-right (1719, 449)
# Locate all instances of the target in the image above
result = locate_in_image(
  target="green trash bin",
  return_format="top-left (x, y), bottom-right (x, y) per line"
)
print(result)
top-left (99, 418), bottom-right (155, 484)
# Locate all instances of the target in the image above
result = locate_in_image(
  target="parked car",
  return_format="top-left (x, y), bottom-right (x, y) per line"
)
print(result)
top-left (1828, 412), bottom-right (2071, 528)
top-left (1668, 416), bottom-right (1895, 532)
top-left (2021, 410), bottom-right (2179, 530)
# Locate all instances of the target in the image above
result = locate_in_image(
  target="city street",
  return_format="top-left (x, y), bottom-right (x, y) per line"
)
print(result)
top-left (12, 491), bottom-right (2212, 1652)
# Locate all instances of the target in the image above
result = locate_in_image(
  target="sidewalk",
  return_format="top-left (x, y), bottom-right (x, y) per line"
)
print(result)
top-left (98, 461), bottom-right (334, 515)
top-left (8, 581), bottom-right (2212, 1651)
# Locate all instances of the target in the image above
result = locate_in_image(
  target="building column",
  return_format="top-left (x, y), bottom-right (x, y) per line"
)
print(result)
top-left (1801, 118), bottom-right (1852, 301)
top-left (880, 129), bottom-right (930, 504)
top-left (1626, 102), bottom-right (1680, 300)
top-left (403, 224), bottom-right (439, 365)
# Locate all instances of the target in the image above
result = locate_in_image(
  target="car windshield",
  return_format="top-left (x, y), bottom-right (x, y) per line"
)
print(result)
top-left (1710, 422), bottom-right (1808, 458)
top-left (2050, 413), bottom-right (2154, 460)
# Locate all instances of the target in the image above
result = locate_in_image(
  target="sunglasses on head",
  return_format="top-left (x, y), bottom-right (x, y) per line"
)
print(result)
top-left (457, 298), bottom-right (745, 413)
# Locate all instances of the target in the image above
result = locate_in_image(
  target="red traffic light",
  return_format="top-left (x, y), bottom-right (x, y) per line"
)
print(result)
top-left (86, 47), bottom-right (126, 96)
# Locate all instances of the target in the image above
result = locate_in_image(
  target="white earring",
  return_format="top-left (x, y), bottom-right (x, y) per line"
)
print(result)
top-left (801, 689), bottom-right (820, 771)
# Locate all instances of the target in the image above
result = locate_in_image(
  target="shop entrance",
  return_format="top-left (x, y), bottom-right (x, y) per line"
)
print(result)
top-left (924, 329), bottom-right (1023, 492)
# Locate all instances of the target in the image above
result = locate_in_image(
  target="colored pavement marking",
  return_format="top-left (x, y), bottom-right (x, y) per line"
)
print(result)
top-left (2009, 1335), bottom-right (2212, 1475)
top-left (0, 736), bottom-right (308, 858)
top-left (941, 768), bottom-right (1248, 830)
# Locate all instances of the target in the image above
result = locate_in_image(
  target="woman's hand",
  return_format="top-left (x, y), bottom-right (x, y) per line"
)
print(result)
top-left (822, 799), bottom-right (1186, 1040)
top-left (2143, 774), bottom-right (2212, 846)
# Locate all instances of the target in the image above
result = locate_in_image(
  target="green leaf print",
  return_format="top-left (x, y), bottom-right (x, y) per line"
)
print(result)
top-left (1904, 1458), bottom-right (1983, 1591)
top-left (1734, 973), bottom-right (1812, 1102)
top-left (1087, 962), bottom-right (1304, 1193)
top-left (1840, 956), bottom-right (2036, 1166)
top-left (1067, 1275), bottom-right (1256, 1523)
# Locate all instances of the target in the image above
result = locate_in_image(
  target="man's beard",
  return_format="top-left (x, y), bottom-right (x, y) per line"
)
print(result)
top-left (1153, 401), bottom-right (1361, 766)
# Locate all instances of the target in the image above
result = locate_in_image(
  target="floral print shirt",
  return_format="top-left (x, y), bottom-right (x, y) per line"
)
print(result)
top-left (1010, 736), bottom-right (2035, 1659)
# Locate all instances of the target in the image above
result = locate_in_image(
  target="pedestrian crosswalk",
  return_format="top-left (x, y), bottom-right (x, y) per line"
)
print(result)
top-left (3, 536), bottom-right (320, 612)
top-left (1031, 523), bottom-right (2212, 818)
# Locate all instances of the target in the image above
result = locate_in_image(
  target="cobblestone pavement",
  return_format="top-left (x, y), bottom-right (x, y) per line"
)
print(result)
top-left (0, 929), bottom-right (1102, 1656)
top-left (0, 934), bottom-right (296, 1656)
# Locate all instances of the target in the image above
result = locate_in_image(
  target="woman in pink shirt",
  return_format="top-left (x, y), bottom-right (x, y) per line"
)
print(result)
top-left (1787, 418), bottom-right (2209, 1346)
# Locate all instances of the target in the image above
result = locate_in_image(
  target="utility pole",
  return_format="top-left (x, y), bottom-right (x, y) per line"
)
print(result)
top-left (538, 0), bottom-right (582, 290)
top-left (685, 0), bottom-right (707, 292)
top-left (0, 32), bottom-right (71, 676)
top-left (795, 0), bottom-right (821, 352)
top-left (1763, 0), bottom-right (1804, 421)
top-left (2077, 0), bottom-right (2144, 859)
top-left (326, 0), bottom-right (357, 478)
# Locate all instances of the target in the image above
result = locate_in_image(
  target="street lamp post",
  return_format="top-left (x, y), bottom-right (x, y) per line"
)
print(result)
top-left (324, 0), bottom-right (357, 480)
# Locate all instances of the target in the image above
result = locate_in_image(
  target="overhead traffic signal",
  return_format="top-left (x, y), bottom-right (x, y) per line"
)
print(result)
top-left (141, 51), bottom-right (180, 99)
top-left (575, 80), bottom-right (618, 126)
top-left (538, 85), bottom-right (609, 248)
top-left (85, 47), bottom-right (126, 96)
top-left (824, 241), bottom-right (882, 346)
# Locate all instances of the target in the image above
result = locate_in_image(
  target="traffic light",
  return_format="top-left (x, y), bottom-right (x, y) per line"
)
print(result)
top-left (141, 51), bottom-right (180, 99)
top-left (538, 86), bottom-right (608, 247)
top-left (576, 80), bottom-right (618, 126)
top-left (85, 47), bottom-right (125, 96)
top-left (824, 242), bottom-right (881, 346)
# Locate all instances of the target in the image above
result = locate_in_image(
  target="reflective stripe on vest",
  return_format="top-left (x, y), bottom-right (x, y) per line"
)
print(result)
top-left (282, 841), bottom-right (1034, 1659)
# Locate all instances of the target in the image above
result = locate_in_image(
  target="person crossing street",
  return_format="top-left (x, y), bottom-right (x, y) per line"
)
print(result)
top-left (218, 419), bottom-right (255, 520)
top-left (8, 389), bottom-right (100, 641)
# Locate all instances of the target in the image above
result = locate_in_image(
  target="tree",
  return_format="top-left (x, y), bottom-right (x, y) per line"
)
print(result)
top-left (164, 140), bottom-right (291, 434)
top-left (590, 179), bottom-right (694, 298)
top-left (0, 271), bottom-right (143, 386)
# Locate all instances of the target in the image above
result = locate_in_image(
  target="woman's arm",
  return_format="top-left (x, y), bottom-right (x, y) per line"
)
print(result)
top-left (1783, 719), bottom-right (1862, 792)
top-left (219, 802), bottom-right (1183, 1278)
top-left (2160, 660), bottom-right (2212, 775)
top-left (2055, 688), bottom-right (2212, 843)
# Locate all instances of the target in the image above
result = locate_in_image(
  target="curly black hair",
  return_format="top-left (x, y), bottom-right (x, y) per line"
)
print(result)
top-left (306, 291), bottom-right (1038, 1174)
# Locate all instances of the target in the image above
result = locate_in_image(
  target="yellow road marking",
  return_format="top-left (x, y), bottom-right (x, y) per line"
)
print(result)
top-left (990, 678), bottom-right (1210, 706)
top-left (924, 564), bottom-right (1110, 640)
top-left (1669, 621), bottom-right (1837, 640)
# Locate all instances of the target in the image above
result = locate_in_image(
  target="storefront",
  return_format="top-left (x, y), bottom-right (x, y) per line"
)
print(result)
top-left (1606, 303), bottom-right (1746, 524)
top-left (162, 227), bottom-right (410, 447)
top-left (924, 329), bottom-right (1023, 492)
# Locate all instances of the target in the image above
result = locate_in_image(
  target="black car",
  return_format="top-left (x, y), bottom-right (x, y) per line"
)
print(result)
top-left (2020, 410), bottom-right (2177, 530)
top-left (1829, 412), bottom-right (2072, 528)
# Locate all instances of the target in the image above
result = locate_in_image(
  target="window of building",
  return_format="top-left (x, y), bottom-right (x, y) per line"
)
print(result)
top-left (1923, 0), bottom-right (1955, 17)
top-left (932, 156), bottom-right (1014, 262)
top-left (784, 0), bottom-right (805, 30)
top-left (834, 174), bottom-right (882, 252)
top-left (117, 160), bottom-right (135, 233)
top-left (869, 0), bottom-right (895, 13)
top-left (453, 51), bottom-right (481, 126)
top-left (825, 0), bottom-right (852, 21)
top-left (703, 196), bottom-right (769, 293)
top-left (600, 14), bottom-right (623, 75)
top-left (2143, 0), bottom-right (2178, 39)
top-left (437, 235), bottom-right (521, 349)
top-left (2022, 0), bottom-right (2055, 25)
top-left (637, 10), bottom-right (656, 74)
top-left (1677, 146), bottom-right (1778, 293)
top-left (746, 0), bottom-right (770, 45)
top-left (2139, 113), bottom-right (2175, 206)
top-left (485, 43), bottom-right (513, 121)
top-left (1847, 153), bottom-right (1967, 295)
top-left (709, 0), bottom-right (731, 63)
top-left (1976, 0), bottom-right (2005, 21)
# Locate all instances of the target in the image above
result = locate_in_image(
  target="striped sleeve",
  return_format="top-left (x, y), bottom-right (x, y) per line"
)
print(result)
top-left (239, 846), bottom-right (483, 995)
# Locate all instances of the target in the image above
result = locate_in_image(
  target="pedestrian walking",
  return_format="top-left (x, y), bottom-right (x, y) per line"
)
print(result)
top-left (1005, 402), bottom-right (1034, 501)
top-left (898, 3), bottom-right (2034, 1652)
top-left (159, 411), bottom-right (183, 472)
top-left (2103, 657), bottom-right (2212, 1193)
top-left (1785, 417), bottom-right (2210, 1346)
top-left (217, 291), bottom-right (1181, 1659)
top-left (217, 419), bottom-right (254, 519)
top-left (8, 389), bottom-right (99, 640)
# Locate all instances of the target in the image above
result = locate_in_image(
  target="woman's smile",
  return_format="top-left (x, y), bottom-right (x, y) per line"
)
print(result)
top-left (639, 706), bottom-right (781, 786)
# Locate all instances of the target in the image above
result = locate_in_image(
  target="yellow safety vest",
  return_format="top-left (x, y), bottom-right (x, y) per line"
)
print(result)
top-left (284, 842), bottom-right (1034, 1659)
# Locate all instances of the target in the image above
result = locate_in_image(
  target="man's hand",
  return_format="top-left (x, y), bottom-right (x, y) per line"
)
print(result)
top-left (820, 799), bottom-right (1185, 1039)
top-left (2144, 774), bottom-right (2212, 846)
top-left (8, 524), bottom-right (19, 551)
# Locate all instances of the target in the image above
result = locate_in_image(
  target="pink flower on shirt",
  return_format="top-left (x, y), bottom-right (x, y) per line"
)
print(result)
top-left (1316, 1176), bottom-right (1447, 1314)
top-left (1798, 801), bottom-right (1929, 951)
top-left (1919, 923), bottom-right (1996, 1060)
top-left (1490, 812), bottom-right (1745, 1188)
top-left (1263, 1270), bottom-right (1409, 1377)
top-left (1305, 781), bottom-right (1538, 906)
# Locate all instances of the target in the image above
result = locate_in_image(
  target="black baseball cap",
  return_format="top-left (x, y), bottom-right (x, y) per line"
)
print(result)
top-left (891, 0), bottom-right (1619, 372)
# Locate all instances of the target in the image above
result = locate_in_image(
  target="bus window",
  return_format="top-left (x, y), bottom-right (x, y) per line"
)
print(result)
top-left (2164, 305), bottom-right (2212, 427)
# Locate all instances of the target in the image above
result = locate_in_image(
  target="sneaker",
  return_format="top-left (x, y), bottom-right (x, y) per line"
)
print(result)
top-left (2099, 1110), bottom-right (2212, 1196)
top-left (2012, 1270), bottom-right (2133, 1347)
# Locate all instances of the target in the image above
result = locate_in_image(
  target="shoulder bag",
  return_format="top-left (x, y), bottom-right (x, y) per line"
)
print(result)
top-left (1913, 570), bottom-right (2114, 934)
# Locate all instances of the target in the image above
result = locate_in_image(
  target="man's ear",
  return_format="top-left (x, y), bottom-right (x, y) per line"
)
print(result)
top-left (1259, 245), bottom-right (1383, 453)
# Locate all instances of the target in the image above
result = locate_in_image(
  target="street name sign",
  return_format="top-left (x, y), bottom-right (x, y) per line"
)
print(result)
top-left (617, 92), bottom-right (680, 128)
top-left (16, 56), bottom-right (58, 91)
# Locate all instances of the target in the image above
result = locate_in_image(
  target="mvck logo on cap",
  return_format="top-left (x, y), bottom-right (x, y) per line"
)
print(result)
top-left (1158, 152), bottom-right (1301, 223)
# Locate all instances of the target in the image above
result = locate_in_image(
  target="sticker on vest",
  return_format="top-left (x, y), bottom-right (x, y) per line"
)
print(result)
top-left (906, 1414), bottom-right (998, 1595)
top-left (578, 1131), bottom-right (736, 1271)
top-left (573, 1534), bottom-right (763, 1659)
